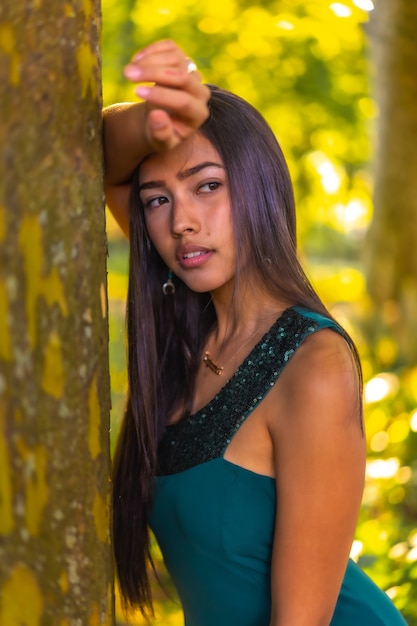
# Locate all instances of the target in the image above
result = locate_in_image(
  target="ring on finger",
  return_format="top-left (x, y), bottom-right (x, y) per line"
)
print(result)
top-left (186, 58), bottom-right (198, 73)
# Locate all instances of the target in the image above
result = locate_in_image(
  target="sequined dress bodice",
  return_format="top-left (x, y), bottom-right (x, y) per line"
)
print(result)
top-left (149, 307), bottom-right (407, 626)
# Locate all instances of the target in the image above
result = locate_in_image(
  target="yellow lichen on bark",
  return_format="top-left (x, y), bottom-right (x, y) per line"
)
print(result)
top-left (81, 0), bottom-right (94, 20)
top-left (18, 214), bottom-right (43, 346)
top-left (88, 374), bottom-right (101, 459)
top-left (0, 22), bottom-right (20, 86)
top-left (0, 564), bottom-right (43, 625)
top-left (19, 215), bottom-right (68, 347)
top-left (59, 569), bottom-right (69, 594)
top-left (100, 281), bottom-right (107, 318)
top-left (42, 266), bottom-right (69, 316)
top-left (64, 3), bottom-right (76, 18)
top-left (93, 490), bottom-right (110, 543)
top-left (107, 583), bottom-right (114, 624)
top-left (15, 436), bottom-right (49, 536)
top-left (76, 40), bottom-right (97, 99)
top-left (41, 331), bottom-right (64, 399)
top-left (0, 276), bottom-right (12, 361)
top-left (0, 203), bottom-right (5, 241)
top-left (0, 404), bottom-right (15, 535)
top-left (89, 603), bottom-right (101, 626)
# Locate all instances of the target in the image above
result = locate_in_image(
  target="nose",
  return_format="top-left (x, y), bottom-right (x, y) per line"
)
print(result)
top-left (170, 195), bottom-right (201, 237)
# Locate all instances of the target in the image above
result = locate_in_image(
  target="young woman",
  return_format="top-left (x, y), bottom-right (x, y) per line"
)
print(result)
top-left (104, 40), bottom-right (407, 626)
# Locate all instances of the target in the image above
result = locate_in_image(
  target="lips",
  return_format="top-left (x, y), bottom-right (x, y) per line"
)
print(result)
top-left (176, 244), bottom-right (213, 269)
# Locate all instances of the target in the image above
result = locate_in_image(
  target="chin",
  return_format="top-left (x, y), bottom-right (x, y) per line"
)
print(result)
top-left (186, 282), bottom-right (217, 294)
top-left (182, 277), bottom-right (230, 294)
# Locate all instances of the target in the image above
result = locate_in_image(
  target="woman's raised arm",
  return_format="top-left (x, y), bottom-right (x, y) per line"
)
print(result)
top-left (102, 40), bottom-right (210, 235)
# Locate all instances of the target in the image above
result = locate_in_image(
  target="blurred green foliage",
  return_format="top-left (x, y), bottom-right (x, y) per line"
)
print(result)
top-left (102, 0), bottom-right (417, 623)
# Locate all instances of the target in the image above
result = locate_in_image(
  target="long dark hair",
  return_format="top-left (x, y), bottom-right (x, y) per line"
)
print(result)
top-left (112, 85), bottom-right (362, 615)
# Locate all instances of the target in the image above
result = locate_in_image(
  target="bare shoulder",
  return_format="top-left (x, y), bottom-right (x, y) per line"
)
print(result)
top-left (294, 326), bottom-right (358, 379)
top-left (267, 327), bottom-right (362, 436)
top-left (282, 326), bottom-right (359, 396)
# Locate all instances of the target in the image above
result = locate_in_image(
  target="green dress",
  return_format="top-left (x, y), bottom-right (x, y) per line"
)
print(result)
top-left (150, 307), bottom-right (407, 626)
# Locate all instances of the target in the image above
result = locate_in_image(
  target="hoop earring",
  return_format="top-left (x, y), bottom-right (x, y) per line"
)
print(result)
top-left (162, 270), bottom-right (175, 295)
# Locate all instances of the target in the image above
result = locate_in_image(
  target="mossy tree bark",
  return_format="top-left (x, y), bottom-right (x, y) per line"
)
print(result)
top-left (365, 0), bottom-right (417, 365)
top-left (0, 1), bottom-right (114, 624)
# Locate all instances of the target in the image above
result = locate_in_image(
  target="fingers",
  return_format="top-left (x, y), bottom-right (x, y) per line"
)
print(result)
top-left (144, 88), bottom-right (209, 151)
top-left (124, 39), bottom-right (192, 84)
top-left (122, 39), bottom-right (210, 152)
top-left (139, 82), bottom-right (210, 125)
top-left (131, 39), bottom-right (189, 68)
top-left (139, 80), bottom-right (210, 150)
top-left (124, 39), bottom-right (206, 101)
top-left (127, 66), bottom-right (206, 100)
top-left (146, 110), bottom-right (183, 151)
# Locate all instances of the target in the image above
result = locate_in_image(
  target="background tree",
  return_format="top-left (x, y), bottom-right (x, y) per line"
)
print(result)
top-left (355, 2), bottom-right (417, 620)
top-left (365, 0), bottom-right (417, 365)
top-left (0, 1), bottom-right (114, 624)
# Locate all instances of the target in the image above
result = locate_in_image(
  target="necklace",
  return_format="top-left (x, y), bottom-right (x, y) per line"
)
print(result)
top-left (203, 326), bottom-right (264, 376)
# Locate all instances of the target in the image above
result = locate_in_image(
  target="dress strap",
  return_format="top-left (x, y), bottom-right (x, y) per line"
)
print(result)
top-left (157, 307), bottom-right (347, 476)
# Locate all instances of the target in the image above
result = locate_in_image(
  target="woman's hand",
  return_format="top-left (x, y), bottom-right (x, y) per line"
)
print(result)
top-left (123, 39), bottom-right (210, 151)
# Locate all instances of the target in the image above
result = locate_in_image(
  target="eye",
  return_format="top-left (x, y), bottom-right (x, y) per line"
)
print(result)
top-left (197, 181), bottom-right (221, 194)
top-left (142, 195), bottom-right (169, 210)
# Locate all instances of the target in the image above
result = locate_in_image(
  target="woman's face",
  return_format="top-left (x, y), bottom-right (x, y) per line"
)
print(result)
top-left (139, 133), bottom-right (237, 295)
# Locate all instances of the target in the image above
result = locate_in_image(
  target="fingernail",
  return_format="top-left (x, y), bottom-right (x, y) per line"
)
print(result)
top-left (132, 52), bottom-right (145, 62)
top-left (135, 86), bottom-right (150, 98)
top-left (124, 64), bottom-right (142, 80)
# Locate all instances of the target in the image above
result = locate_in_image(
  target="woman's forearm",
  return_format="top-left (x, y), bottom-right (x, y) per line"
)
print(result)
top-left (102, 102), bottom-right (150, 185)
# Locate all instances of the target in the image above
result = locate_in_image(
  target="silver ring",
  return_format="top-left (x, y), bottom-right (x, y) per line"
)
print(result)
top-left (186, 59), bottom-right (197, 73)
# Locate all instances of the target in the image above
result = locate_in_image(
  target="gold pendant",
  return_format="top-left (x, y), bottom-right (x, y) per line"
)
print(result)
top-left (203, 352), bottom-right (224, 375)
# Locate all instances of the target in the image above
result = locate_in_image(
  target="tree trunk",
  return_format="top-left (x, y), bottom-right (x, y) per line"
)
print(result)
top-left (0, 1), bottom-right (114, 624)
top-left (365, 0), bottom-right (417, 365)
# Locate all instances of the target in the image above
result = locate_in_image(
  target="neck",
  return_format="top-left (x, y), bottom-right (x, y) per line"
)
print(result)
top-left (209, 283), bottom-right (290, 342)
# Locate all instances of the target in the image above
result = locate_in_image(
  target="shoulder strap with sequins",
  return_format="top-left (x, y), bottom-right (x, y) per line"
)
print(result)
top-left (157, 307), bottom-right (346, 475)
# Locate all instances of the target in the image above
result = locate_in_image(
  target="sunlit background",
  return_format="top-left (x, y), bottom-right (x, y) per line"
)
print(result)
top-left (101, 0), bottom-right (417, 623)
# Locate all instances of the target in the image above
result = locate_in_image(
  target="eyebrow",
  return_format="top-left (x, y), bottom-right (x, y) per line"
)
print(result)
top-left (138, 161), bottom-right (224, 192)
